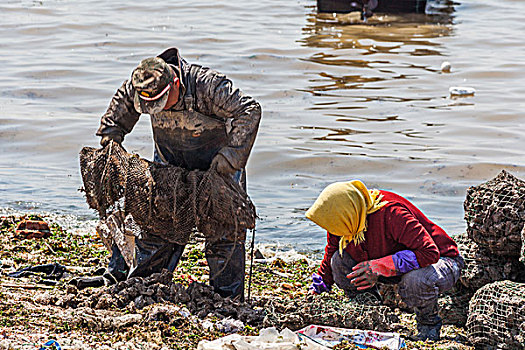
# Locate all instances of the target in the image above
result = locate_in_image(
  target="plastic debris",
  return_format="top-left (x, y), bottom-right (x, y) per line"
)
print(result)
top-left (40, 339), bottom-right (62, 350)
top-left (96, 211), bottom-right (137, 269)
top-left (197, 325), bottom-right (406, 350)
top-left (197, 327), bottom-right (326, 350)
top-left (0, 258), bottom-right (14, 267)
top-left (297, 325), bottom-right (406, 350)
top-left (15, 219), bottom-right (51, 239)
top-left (215, 317), bottom-right (245, 333)
top-left (201, 319), bottom-right (215, 331)
top-left (441, 61), bottom-right (451, 73)
top-left (449, 86), bottom-right (476, 96)
top-left (179, 307), bottom-right (191, 318)
top-left (8, 263), bottom-right (67, 282)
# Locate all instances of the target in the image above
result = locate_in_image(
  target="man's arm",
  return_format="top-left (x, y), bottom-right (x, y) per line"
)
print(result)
top-left (197, 68), bottom-right (262, 171)
top-left (96, 80), bottom-right (141, 142)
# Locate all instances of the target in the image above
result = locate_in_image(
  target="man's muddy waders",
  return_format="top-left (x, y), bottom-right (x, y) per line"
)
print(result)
top-left (107, 168), bottom-right (247, 300)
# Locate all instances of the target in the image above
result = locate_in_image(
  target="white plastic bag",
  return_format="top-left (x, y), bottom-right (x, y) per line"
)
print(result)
top-left (196, 327), bottom-right (327, 350)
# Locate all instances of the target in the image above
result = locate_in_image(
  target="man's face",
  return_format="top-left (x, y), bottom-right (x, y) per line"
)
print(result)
top-left (163, 75), bottom-right (181, 111)
top-left (134, 76), bottom-right (178, 114)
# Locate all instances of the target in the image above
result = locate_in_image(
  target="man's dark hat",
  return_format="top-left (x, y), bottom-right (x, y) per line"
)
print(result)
top-left (131, 57), bottom-right (176, 114)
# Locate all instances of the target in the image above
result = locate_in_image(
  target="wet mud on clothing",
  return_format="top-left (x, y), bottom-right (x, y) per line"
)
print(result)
top-left (98, 48), bottom-right (259, 300)
top-left (107, 169), bottom-right (248, 299)
top-left (97, 47), bottom-right (261, 172)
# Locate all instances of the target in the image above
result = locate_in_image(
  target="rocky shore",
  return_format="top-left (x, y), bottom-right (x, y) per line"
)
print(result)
top-left (0, 214), bottom-right (476, 349)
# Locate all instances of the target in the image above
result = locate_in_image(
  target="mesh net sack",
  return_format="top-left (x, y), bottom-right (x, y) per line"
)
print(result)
top-left (454, 233), bottom-right (525, 290)
top-left (438, 284), bottom-right (474, 327)
top-left (466, 280), bottom-right (525, 349)
top-left (378, 280), bottom-right (473, 327)
top-left (260, 293), bottom-right (399, 332)
top-left (377, 283), bottom-right (408, 310)
top-left (464, 170), bottom-right (525, 257)
top-left (80, 142), bottom-right (256, 245)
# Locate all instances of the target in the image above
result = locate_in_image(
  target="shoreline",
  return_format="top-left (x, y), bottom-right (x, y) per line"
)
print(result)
top-left (0, 214), bottom-right (474, 350)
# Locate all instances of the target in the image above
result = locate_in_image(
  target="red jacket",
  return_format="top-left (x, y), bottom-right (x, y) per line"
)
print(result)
top-left (318, 190), bottom-right (459, 286)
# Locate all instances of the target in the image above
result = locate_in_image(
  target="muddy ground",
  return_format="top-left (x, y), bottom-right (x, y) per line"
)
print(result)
top-left (0, 215), bottom-right (473, 349)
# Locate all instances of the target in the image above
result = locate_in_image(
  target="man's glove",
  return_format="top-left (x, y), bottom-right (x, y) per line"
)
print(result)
top-left (211, 153), bottom-right (237, 176)
top-left (347, 255), bottom-right (397, 291)
top-left (309, 273), bottom-right (331, 295)
top-left (100, 134), bottom-right (123, 147)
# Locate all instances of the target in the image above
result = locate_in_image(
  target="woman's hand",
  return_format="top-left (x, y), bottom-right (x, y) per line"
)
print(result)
top-left (346, 256), bottom-right (397, 290)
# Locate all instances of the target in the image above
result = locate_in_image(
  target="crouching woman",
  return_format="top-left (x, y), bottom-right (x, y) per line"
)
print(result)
top-left (306, 180), bottom-right (464, 341)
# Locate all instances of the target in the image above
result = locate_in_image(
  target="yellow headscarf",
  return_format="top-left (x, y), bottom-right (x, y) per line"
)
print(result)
top-left (305, 180), bottom-right (388, 255)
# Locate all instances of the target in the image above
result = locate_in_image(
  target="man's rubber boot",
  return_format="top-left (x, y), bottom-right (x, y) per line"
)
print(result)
top-left (128, 241), bottom-right (184, 278)
top-left (205, 240), bottom-right (245, 301)
top-left (108, 238), bottom-right (185, 281)
top-left (107, 244), bottom-right (130, 282)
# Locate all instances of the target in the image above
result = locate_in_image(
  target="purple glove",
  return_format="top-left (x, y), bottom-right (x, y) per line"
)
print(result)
top-left (310, 273), bottom-right (331, 294)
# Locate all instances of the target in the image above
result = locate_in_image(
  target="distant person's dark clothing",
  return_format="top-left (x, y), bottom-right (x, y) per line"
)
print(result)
top-left (317, 0), bottom-right (430, 16)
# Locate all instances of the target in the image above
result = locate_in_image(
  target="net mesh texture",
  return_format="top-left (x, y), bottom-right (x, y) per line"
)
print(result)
top-left (466, 280), bottom-right (525, 349)
top-left (80, 142), bottom-right (256, 245)
top-left (454, 233), bottom-right (525, 290)
top-left (464, 170), bottom-right (525, 257)
top-left (377, 279), bottom-right (473, 327)
top-left (438, 284), bottom-right (474, 327)
top-left (260, 293), bottom-right (399, 332)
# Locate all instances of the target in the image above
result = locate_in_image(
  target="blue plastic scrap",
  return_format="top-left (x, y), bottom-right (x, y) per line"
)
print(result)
top-left (40, 340), bottom-right (62, 350)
